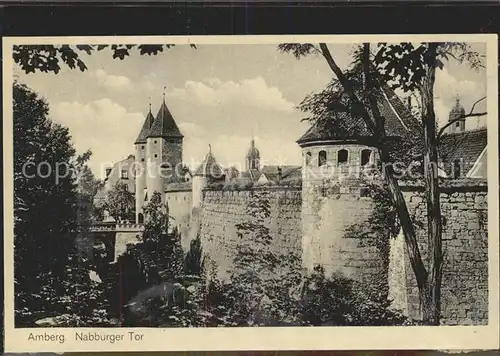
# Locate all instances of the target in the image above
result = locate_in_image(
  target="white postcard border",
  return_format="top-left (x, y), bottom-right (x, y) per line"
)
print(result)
top-left (3, 34), bottom-right (499, 352)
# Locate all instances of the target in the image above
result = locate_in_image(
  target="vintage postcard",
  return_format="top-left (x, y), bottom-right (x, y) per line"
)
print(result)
top-left (3, 34), bottom-right (499, 352)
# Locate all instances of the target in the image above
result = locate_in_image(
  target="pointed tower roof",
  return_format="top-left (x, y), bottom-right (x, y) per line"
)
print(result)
top-left (194, 145), bottom-right (224, 178)
top-left (147, 94), bottom-right (183, 139)
top-left (134, 106), bottom-right (155, 144)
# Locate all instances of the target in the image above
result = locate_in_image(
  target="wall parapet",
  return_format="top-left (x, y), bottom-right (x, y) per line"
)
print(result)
top-left (399, 178), bottom-right (487, 192)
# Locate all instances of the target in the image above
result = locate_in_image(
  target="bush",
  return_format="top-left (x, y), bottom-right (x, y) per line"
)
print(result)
top-left (299, 265), bottom-right (409, 326)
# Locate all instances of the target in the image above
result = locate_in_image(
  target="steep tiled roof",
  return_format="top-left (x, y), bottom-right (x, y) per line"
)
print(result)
top-left (194, 150), bottom-right (224, 178)
top-left (147, 100), bottom-right (183, 139)
top-left (297, 86), bottom-right (419, 145)
top-left (439, 128), bottom-right (487, 177)
top-left (135, 110), bottom-right (155, 144)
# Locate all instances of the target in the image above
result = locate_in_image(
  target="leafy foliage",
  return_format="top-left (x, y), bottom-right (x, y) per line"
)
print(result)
top-left (14, 44), bottom-right (197, 74)
top-left (300, 265), bottom-right (409, 326)
top-left (277, 43), bottom-right (319, 59)
top-left (374, 42), bottom-right (485, 93)
top-left (104, 182), bottom-right (135, 221)
top-left (184, 234), bottom-right (205, 277)
top-left (13, 82), bottom-right (111, 326)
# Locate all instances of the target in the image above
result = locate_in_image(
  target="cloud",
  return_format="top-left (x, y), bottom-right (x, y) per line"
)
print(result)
top-left (51, 98), bottom-right (144, 178)
top-left (169, 76), bottom-right (295, 113)
top-left (94, 69), bottom-right (133, 91)
top-left (178, 122), bottom-right (204, 137)
top-left (435, 67), bottom-right (483, 105)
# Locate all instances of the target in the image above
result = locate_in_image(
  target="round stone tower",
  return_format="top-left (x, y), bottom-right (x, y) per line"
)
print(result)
top-left (298, 86), bottom-right (418, 285)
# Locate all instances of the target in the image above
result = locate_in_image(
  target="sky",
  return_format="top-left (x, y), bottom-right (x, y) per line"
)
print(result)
top-left (15, 43), bottom-right (488, 179)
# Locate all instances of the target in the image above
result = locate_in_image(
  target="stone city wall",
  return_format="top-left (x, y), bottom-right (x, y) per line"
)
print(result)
top-left (388, 180), bottom-right (488, 325)
top-left (198, 187), bottom-right (302, 279)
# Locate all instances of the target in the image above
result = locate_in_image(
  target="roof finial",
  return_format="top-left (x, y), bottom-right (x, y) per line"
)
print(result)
top-left (148, 97), bottom-right (152, 112)
top-left (208, 144), bottom-right (212, 154)
top-left (163, 86), bottom-right (166, 103)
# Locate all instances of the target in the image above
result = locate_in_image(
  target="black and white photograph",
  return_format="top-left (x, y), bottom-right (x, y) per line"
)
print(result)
top-left (3, 35), bottom-right (499, 352)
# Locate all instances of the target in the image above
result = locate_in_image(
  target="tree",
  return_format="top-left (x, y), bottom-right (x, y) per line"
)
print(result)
top-left (278, 43), bottom-right (430, 323)
top-left (374, 42), bottom-right (486, 324)
top-left (13, 44), bottom-right (196, 74)
top-left (222, 190), bottom-right (302, 326)
top-left (13, 82), bottom-right (110, 326)
top-left (113, 192), bottom-right (188, 326)
top-left (184, 234), bottom-right (205, 277)
top-left (105, 182), bottom-right (135, 221)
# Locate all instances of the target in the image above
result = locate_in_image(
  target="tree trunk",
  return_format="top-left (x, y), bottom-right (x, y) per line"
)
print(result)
top-left (361, 44), bottom-right (430, 319)
top-left (419, 43), bottom-right (443, 325)
top-left (322, 42), bottom-right (435, 324)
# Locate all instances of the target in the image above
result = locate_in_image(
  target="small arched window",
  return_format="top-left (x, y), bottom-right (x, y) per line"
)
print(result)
top-left (337, 149), bottom-right (349, 166)
top-left (305, 152), bottom-right (312, 165)
top-left (318, 150), bottom-right (327, 167)
top-left (138, 213), bottom-right (144, 224)
top-left (453, 159), bottom-right (462, 179)
top-left (360, 149), bottom-right (372, 166)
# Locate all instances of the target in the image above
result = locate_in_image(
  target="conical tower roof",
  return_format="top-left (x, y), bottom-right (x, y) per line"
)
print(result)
top-left (147, 98), bottom-right (183, 139)
top-left (135, 109), bottom-right (155, 144)
top-left (194, 146), bottom-right (224, 178)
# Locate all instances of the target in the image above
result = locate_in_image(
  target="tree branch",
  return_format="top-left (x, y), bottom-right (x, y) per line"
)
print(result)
top-left (318, 43), bottom-right (376, 135)
top-left (437, 96), bottom-right (487, 140)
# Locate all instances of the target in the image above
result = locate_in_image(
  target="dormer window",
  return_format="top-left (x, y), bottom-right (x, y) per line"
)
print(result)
top-left (318, 150), bottom-right (327, 167)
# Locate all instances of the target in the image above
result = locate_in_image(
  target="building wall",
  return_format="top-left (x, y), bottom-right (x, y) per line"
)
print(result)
top-left (388, 181), bottom-right (488, 325)
top-left (301, 176), bottom-right (387, 286)
top-left (198, 187), bottom-right (302, 279)
top-left (103, 155), bottom-right (136, 194)
top-left (135, 144), bottom-right (147, 223)
top-left (165, 189), bottom-right (193, 250)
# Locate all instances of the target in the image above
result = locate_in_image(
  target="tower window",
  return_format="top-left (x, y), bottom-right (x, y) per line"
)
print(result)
top-left (455, 121), bottom-right (460, 128)
top-left (318, 150), bottom-right (327, 167)
top-left (154, 154), bottom-right (158, 158)
top-left (306, 152), bottom-right (312, 165)
top-left (121, 170), bottom-right (128, 179)
top-left (360, 149), bottom-right (372, 166)
top-left (337, 149), bottom-right (349, 166)
top-left (141, 158), bottom-right (145, 162)
top-left (154, 140), bottom-right (157, 144)
top-left (453, 159), bottom-right (462, 178)
top-left (105, 168), bottom-right (112, 177)
top-left (142, 146), bottom-right (145, 150)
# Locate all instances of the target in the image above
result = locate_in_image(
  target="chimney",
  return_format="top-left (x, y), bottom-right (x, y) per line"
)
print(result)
top-left (277, 167), bottom-right (282, 181)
